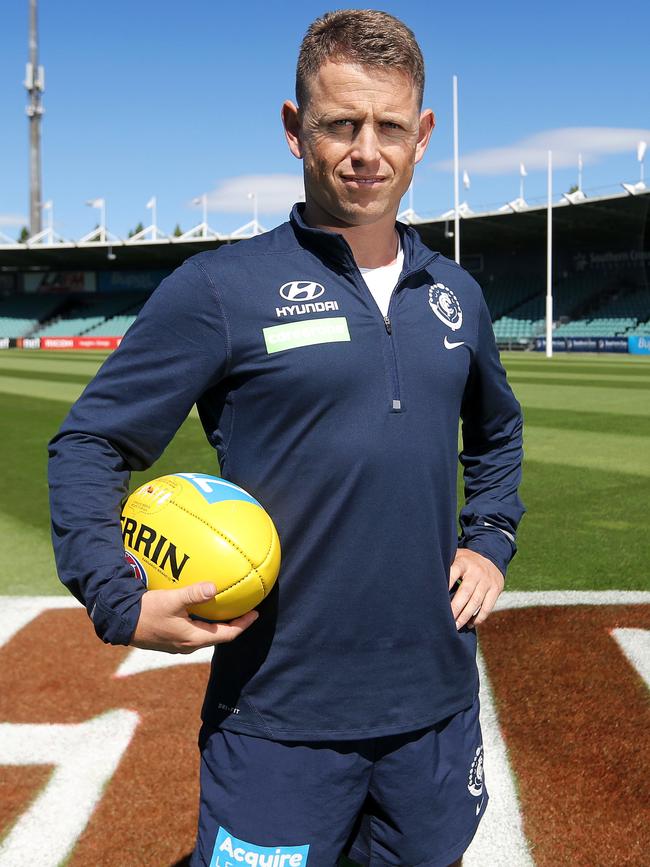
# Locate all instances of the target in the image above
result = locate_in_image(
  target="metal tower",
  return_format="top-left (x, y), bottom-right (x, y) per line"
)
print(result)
top-left (25, 0), bottom-right (45, 235)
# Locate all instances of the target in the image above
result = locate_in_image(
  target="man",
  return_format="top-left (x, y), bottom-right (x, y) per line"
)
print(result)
top-left (49, 10), bottom-right (524, 866)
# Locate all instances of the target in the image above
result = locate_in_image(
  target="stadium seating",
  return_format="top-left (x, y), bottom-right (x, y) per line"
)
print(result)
top-left (0, 294), bottom-right (64, 338)
top-left (30, 293), bottom-right (147, 337)
top-left (491, 272), bottom-right (650, 343)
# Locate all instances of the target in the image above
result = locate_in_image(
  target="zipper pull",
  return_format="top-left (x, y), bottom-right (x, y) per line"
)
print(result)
top-left (383, 316), bottom-right (392, 335)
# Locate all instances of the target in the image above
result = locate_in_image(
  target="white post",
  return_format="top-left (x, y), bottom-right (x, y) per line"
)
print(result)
top-left (100, 200), bottom-right (106, 243)
top-left (578, 153), bottom-right (583, 192)
top-left (638, 141), bottom-right (646, 184)
top-left (546, 150), bottom-right (553, 359)
top-left (152, 196), bottom-right (157, 233)
top-left (247, 191), bottom-right (258, 233)
top-left (202, 194), bottom-right (208, 237)
top-left (43, 199), bottom-right (53, 240)
top-left (452, 75), bottom-right (460, 264)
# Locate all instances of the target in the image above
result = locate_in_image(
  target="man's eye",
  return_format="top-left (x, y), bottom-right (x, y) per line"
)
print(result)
top-left (382, 122), bottom-right (402, 130)
top-left (332, 119), bottom-right (354, 127)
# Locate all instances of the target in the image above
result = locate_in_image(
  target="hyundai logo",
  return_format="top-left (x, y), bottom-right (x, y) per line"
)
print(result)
top-left (279, 281), bottom-right (325, 301)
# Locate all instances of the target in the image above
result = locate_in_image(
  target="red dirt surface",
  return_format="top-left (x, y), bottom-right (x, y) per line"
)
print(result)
top-left (0, 609), bottom-right (209, 865)
top-left (1, 603), bottom-right (649, 865)
top-left (479, 605), bottom-right (650, 867)
top-left (0, 765), bottom-right (52, 840)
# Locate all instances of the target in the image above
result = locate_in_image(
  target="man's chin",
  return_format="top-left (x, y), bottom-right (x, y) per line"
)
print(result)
top-left (334, 197), bottom-right (398, 226)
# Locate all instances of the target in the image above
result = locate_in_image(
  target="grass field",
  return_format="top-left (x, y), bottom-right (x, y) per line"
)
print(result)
top-left (1, 348), bottom-right (648, 596)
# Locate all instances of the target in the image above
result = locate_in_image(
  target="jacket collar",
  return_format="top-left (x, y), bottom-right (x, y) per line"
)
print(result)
top-left (289, 203), bottom-right (439, 278)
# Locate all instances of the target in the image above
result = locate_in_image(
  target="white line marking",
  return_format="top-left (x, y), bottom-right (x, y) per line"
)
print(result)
top-left (115, 644), bottom-right (214, 677)
top-left (0, 710), bottom-right (139, 867)
top-left (0, 596), bottom-right (79, 649)
top-left (495, 590), bottom-right (650, 610)
top-left (611, 628), bottom-right (650, 689)
top-left (465, 650), bottom-right (535, 866)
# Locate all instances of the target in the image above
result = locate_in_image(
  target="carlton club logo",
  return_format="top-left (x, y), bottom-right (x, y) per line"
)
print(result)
top-left (428, 283), bottom-right (463, 331)
top-left (279, 281), bottom-right (325, 302)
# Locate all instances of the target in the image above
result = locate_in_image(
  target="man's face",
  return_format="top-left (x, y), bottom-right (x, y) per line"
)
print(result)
top-left (283, 61), bottom-right (434, 228)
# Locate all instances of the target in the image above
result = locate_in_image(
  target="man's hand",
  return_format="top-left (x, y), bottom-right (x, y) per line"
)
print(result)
top-left (449, 549), bottom-right (504, 631)
top-left (131, 582), bottom-right (258, 654)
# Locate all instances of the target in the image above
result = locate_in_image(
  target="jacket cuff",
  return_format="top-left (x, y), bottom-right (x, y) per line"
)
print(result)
top-left (459, 525), bottom-right (516, 578)
top-left (90, 577), bottom-right (146, 645)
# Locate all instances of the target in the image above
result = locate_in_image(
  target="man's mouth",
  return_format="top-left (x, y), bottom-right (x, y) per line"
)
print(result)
top-left (341, 175), bottom-right (386, 186)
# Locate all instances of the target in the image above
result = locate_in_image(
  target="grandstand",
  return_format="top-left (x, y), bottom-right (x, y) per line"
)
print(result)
top-left (0, 189), bottom-right (648, 350)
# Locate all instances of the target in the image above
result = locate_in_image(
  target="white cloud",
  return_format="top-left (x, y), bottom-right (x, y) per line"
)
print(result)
top-left (196, 174), bottom-right (305, 214)
top-left (436, 127), bottom-right (650, 175)
top-left (0, 214), bottom-right (28, 228)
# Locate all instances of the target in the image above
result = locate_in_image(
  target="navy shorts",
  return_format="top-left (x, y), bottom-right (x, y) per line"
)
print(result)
top-left (191, 697), bottom-right (487, 867)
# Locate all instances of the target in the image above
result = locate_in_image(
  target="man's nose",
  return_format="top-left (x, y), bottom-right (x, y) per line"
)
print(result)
top-left (350, 122), bottom-right (381, 164)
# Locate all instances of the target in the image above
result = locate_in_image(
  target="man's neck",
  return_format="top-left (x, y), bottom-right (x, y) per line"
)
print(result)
top-left (302, 205), bottom-right (400, 269)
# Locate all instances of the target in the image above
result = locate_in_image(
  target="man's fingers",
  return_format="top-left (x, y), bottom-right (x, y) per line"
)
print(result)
top-left (448, 560), bottom-right (463, 590)
top-left (450, 575), bottom-right (478, 620)
top-left (453, 583), bottom-right (484, 629)
top-left (177, 581), bottom-right (217, 609)
top-left (470, 585), bottom-right (500, 626)
top-left (188, 609), bottom-right (259, 646)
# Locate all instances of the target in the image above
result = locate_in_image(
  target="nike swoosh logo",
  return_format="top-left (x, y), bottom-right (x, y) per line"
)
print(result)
top-left (444, 336), bottom-right (465, 349)
top-left (476, 796), bottom-right (485, 815)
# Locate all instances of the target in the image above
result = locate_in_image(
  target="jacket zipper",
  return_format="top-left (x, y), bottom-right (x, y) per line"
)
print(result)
top-left (383, 297), bottom-right (402, 411)
top-left (344, 246), bottom-right (438, 415)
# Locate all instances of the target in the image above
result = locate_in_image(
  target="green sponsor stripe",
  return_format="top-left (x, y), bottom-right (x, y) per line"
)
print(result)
top-left (263, 317), bottom-right (350, 353)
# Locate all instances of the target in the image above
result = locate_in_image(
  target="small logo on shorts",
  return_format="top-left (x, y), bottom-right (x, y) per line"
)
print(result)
top-left (467, 744), bottom-right (484, 797)
top-left (211, 827), bottom-right (310, 867)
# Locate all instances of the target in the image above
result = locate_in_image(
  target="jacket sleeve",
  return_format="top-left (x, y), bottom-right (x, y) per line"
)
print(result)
top-left (458, 293), bottom-right (525, 577)
top-left (47, 258), bottom-right (230, 645)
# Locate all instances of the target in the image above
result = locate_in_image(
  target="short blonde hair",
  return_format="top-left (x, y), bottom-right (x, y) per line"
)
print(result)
top-left (296, 9), bottom-right (425, 109)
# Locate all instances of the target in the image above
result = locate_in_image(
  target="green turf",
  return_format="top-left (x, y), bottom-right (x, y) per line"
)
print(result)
top-left (1, 349), bottom-right (649, 595)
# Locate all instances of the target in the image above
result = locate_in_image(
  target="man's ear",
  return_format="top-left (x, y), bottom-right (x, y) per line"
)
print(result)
top-left (282, 100), bottom-right (303, 159)
top-left (414, 109), bottom-right (435, 165)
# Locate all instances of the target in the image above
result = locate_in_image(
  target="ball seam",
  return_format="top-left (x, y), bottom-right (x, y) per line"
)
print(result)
top-left (168, 499), bottom-right (272, 595)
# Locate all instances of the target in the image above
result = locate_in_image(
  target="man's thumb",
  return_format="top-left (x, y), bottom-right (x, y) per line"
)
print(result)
top-left (179, 582), bottom-right (217, 607)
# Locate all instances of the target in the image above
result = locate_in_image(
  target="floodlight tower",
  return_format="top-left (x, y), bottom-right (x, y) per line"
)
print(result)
top-left (25, 0), bottom-right (45, 236)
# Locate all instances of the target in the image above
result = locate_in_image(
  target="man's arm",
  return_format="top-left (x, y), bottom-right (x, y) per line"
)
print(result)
top-left (451, 294), bottom-right (525, 629)
top-left (48, 258), bottom-right (247, 649)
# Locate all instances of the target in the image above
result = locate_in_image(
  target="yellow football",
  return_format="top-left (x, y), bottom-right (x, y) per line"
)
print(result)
top-left (120, 472), bottom-right (281, 620)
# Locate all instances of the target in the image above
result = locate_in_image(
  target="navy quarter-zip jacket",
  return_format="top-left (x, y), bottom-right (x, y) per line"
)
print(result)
top-left (48, 204), bottom-right (524, 740)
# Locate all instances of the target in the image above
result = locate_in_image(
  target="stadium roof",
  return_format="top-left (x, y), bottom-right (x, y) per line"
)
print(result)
top-left (0, 189), bottom-right (648, 272)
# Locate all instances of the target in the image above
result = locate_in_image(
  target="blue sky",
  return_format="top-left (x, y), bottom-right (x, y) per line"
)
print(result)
top-left (1, 0), bottom-right (649, 240)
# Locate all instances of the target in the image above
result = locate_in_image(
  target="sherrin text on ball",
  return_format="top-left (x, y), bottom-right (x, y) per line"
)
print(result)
top-left (121, 472), bottom-right (281, 620)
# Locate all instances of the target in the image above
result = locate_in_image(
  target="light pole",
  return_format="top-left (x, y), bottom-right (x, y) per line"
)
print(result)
top-left (25, 0), bottom-right (45, 236)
